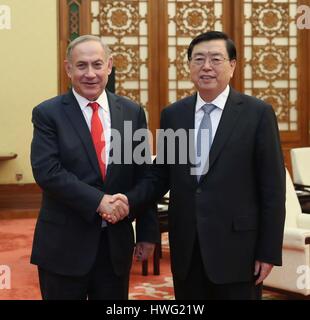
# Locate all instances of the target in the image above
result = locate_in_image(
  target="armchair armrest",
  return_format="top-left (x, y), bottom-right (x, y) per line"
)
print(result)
top-left (294, 183), bottom-right (310, 193)
top-left (283, 227), bottom-right (310, 249)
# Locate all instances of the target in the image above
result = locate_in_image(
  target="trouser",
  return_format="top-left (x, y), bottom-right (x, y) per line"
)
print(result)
top-left (38, 230), bottom-right (130, 300)
top-left (173, 238), bottom-right (262, 300)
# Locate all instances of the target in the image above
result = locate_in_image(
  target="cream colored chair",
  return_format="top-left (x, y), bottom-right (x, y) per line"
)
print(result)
top-left (264, 169), bottom-right (310, 296)
top-left (290, 147), bottom-right (310, 213)
top-left (291, 147), bottom-right (310, 191)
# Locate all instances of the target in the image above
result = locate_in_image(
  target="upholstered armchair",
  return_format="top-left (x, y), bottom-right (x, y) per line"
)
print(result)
top-left (291, 147), bottom-right (310, 191)
top-left (264, 169), bottom-right (310, 296)
top-left (290, 147), bottom-right (310, 213)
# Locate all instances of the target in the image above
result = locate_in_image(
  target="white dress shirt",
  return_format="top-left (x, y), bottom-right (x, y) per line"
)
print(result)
top-left (72, 89), bottom-right (111, 169)
top-left (194, 85), bottom-right (230, 146)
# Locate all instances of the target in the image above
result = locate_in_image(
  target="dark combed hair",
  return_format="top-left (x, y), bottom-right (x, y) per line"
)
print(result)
top-left (187, 31), bottom-right (237, 61)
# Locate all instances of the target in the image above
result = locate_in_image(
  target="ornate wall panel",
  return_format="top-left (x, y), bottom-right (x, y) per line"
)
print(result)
top-left (58, 0), bottom-right (309, 150)
top-left (244, 0), bottom-right (298, 132)
top-left (59, 0), bottom-right (91, 93)
top-left (167, 0), bottom-right (223, 104)
top-left (91, 0), bottom-right (149, 118)
top-left (68, 0), bottom-right (82, 41)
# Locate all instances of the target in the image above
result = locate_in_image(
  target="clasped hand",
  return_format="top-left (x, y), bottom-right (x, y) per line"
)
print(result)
top-left (98, 193), bottom-right (129, 224)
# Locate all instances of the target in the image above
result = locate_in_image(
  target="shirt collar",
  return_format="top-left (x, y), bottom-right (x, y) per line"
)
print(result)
top-left (196, 85), bottom-right (230, 113)
top-left (72, 88), bottom-right (109, 113)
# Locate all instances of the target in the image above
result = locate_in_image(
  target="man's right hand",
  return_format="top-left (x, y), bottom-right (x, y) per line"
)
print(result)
top-left (98, 194), bottom-right (129, 224)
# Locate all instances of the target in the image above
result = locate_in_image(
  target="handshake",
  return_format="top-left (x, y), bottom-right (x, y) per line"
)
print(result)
top-left (98, 193), bottom-right (155, 261)
top-left (97, 193), bottom-right (129, 224)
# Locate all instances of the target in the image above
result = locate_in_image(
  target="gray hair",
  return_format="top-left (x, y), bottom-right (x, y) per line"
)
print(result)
top-left (66, 35), bottom-right (111, 61)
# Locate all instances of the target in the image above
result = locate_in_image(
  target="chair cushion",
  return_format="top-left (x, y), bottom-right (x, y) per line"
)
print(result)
top-left (291, 147), bottom-right (310, 185)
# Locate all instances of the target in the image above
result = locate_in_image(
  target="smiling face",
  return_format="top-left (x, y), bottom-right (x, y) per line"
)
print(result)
top-left (65, 40), bottom-right (113, 101)
top-left (189, 39), bottom-right (236, 102)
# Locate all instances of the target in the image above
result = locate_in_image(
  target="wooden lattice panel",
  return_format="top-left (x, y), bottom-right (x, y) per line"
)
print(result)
top-left (91, 0), bottom-right (149, 115)
top-left (244, 0), bottom-right (298, 131)
top-left (167, 0), bottom-right (223, 103)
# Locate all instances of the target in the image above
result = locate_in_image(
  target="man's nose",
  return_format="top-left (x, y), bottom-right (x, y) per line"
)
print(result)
top-left (202, 57), bottom-right (212, 69)
top-left (85, 67), bottom-right (96, 77)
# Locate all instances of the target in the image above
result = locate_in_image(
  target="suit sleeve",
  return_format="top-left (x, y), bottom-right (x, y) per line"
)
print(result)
top-left (254, 105), bottom-right (286, 266)
top-left (126, 108), bottom-right (170, 210)
top-left (31, 106), bottom-right (104, 224)
top-left (131, 106), bottom-right (161, 243)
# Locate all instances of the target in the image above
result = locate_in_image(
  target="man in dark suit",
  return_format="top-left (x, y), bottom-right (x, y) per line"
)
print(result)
top-left (123, 31), bottom-right (286, 299)
top-left (30, 35), bottom-right (158, 300)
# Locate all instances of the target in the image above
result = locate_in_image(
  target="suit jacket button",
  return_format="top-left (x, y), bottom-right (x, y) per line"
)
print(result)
top-left (196, 188), bottom-right (202, 194)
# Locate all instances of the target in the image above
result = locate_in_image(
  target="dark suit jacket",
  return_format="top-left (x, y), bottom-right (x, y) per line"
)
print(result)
top-left (127, 88), bottom-right (286, 284)
top-left (30, 90), bottom-right (159, 277)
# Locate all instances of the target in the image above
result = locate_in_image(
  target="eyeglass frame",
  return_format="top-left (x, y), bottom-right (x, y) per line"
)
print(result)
top-left (189, 53), bottom-right (232, 67)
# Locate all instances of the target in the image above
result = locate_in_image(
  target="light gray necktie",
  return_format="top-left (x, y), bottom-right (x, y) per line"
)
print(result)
top-left (196, 103), bottom-right (217, 181)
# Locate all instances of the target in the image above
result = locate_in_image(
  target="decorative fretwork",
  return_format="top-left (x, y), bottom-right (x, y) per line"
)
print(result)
top-left (167, 0), bottom-right (223, 103)
top-left (68, 0), bottom-right (82, 41)
top-left (91, 0), bottom-right (149, 117)
top-left (244, 0), bottom-right (298, 131)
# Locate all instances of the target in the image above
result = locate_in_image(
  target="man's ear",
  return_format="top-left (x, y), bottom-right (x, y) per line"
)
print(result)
top-left (107, 56), bottom-right (113, 75)
top-left (230, 59), bottom-right (236, 78)
top-left (64, 60), bottom-right (72, 79)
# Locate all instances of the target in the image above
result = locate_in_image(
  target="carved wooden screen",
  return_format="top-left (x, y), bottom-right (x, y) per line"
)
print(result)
top-left (59, 0), bottom-right (310, 154)
top-left (241, 0), bottom-right (310, 165)
top-left (92, 1), bottom-right (222, 106)
top-left (59, 0), bottom-right (91, 93)
top-left (166, 0), bottom-right (224, 104)
top-left (244, 0), bottom-right (298, 132)
top-left (90, 0), bottom-right (149, 118)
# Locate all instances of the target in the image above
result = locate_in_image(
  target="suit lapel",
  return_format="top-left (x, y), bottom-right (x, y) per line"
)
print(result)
top-left (199, 89), bottom-right (243, 183)
top-left (177, 95), bottom-right (199, 187)
top-left (62, 90), bottom-right (102, 178)
top-left (104, 91), bottom-right (124, 185)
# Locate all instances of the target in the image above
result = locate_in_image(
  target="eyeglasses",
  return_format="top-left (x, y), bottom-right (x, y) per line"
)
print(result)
top-left (189, 54), bottom-right (230, 67)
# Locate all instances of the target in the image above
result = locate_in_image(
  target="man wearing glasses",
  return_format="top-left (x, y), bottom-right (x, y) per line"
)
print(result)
top-left (123, 31), bottom-right (286, 299)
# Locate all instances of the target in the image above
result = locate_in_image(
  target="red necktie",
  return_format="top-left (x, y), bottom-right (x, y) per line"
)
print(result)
top-left (88, 102), bottom-right (106, 180)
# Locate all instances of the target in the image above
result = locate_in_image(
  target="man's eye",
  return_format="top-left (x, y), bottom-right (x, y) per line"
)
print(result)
top-left (94, 63), bottom-right (103, 68)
